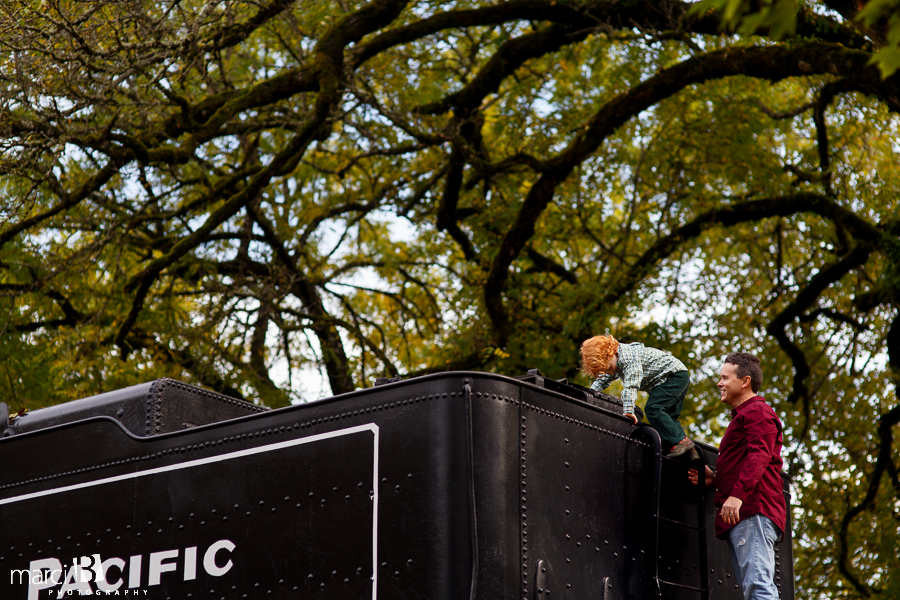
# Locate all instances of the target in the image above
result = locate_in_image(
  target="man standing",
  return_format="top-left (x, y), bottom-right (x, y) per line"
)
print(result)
top-left (689, 353), bottom-right (787, 600)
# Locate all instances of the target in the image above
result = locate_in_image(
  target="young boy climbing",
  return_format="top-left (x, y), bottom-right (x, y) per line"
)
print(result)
top-left (581, 335), bottom-right (695, 458)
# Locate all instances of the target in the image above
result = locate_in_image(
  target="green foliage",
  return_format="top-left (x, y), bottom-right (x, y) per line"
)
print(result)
top-left (865, 12), bottom-right (900, 78)
top-left (691, 0), bottom-right (798, 38)
top-left (857, 0), bottom-right (898, 25)
top-left (697, 0), bottom-right (900, 77)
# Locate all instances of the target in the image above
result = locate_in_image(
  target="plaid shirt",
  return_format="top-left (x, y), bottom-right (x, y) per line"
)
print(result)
top-left (590, 342), bottom-right (688, 414)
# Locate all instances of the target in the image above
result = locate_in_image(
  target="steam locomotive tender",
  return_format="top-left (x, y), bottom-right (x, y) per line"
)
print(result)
top-left (0, 370), bottom-right (794, 599)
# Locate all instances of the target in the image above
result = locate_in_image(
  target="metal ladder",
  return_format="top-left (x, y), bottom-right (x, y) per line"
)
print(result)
top-left (656, 450), bottom-right (710, 600)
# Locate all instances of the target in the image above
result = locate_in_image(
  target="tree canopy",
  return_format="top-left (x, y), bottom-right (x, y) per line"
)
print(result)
top-left (1, 0), bottom-right (899, 596)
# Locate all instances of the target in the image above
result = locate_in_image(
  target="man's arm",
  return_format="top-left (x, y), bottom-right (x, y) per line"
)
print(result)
top-left (687, 466), bottom-right (743, 524)
top-left (717, 406), bottom-right (780, 523)
top-left (730, 405), bottom-right (779, 502)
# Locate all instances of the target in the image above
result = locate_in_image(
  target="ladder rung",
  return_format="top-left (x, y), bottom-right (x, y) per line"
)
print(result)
top-left (658, 579), bottom-right (706, 593)
top-left (661, 455), bottom-right (701, 464)
top-left (659, 516), bottom-right (704, 531)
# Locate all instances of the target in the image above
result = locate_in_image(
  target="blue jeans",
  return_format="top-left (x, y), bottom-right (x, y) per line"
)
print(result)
top-left (727, 514), bottom-right (780, 600)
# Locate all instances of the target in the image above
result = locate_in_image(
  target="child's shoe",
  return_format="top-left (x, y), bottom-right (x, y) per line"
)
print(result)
top-left (666, 436), bottom-right (695, 459)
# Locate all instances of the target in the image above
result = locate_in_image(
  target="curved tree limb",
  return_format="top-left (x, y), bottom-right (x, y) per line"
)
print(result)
top-left (837, 311), bottom-right (900, 597)
top-left (350, 0), bottom-right (870, 71)
top-left (766, 243), bottom-right (873, 404)
top-left (484, 42), bottom-right (900, 345)
top-left (111, 1), bottom-right (415, 353)
top-left (245, 203), bottom-right (355, 395)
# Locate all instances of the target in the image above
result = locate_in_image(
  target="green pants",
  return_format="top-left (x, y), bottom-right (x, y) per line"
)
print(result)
top-left (645, 370), bottom-right (690, 449)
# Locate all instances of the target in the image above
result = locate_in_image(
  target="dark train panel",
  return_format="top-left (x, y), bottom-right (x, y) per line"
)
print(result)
top-left (0, 371), bottom-right (794, 600)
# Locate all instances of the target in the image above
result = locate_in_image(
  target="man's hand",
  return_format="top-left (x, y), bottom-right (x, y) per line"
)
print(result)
top-left (688, 465), bottom-right (714, 486)
top-left (624, 413), bottom-right (639, 425)
top-left (720, 496), bottom-right (743, 525)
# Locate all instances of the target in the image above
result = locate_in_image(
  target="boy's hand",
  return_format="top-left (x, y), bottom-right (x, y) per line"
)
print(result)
top-left (688, 465), bottom-right (714, 486)
top-left (624, 413), bottom-right (639, 425)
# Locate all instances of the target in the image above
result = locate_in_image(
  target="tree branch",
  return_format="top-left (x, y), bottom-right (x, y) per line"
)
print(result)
top-left (246, 204), bottom-right (355, 395)
top-left (767, 243), bottom-right (873, 404)
top-left (483, 42), bottom-right (900, 344)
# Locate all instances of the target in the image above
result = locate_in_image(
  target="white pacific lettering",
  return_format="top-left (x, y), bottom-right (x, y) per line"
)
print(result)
top-left (25, 559), bottom-right (62, 600)
top-left (147, 550), bottom-right (178, 586)
top-left (21, 540), bottom-right (235, 597)
top-left (183, 547), bottom-right (197, 581)
top-left (202, 540), bottom-right (235, 577)
top-left (127, 556), bottom-right (141, 589)
top-left (95, 557), bottom-right (126, 592)
top-left (56, 564), bottom-right (93, 598)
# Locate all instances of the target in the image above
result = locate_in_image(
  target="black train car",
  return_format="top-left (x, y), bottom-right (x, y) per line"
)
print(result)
top-left (0, 371), bottom-right (794, 600)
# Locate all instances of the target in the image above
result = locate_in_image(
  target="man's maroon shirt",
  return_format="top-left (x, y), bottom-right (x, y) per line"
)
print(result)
top-left (713, 396), bottom-right (788, 539)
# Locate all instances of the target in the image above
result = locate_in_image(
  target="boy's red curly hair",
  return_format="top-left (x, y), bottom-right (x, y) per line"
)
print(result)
top-left (580, 335), bottom-right (619, 378)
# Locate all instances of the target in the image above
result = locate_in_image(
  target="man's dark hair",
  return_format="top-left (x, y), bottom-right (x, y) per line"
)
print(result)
top-left (724, 353), bottom-right (763, 393)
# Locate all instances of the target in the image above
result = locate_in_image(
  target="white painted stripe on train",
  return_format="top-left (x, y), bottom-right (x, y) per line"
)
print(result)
top-left (1, 423), bottom-right (381, 599)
